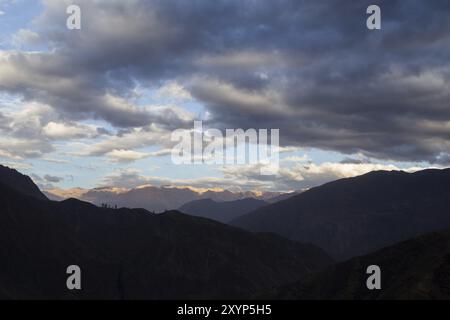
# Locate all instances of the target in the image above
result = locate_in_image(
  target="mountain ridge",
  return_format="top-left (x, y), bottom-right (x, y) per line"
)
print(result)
top-left (266, 229), bottom-right (450, 299)
top-left (0, 167), bottom-right (332, 299)
top-left (0, 165), bottom-right (48, 201)
top-left (232, 168), bottom-right (450, 261)
top-left (45, 185), bottom-right (284, 213)
top-left (178, 198), bottom-right (268, 223)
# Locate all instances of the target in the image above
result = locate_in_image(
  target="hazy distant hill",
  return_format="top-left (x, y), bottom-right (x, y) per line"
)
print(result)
top-left (45, 186), bottom-right (282, 213)
top-left (179, 198), bottom-right (268, 223)
top-left (82, 186), bottom-right (200, 212)
top-left (0, 166), bottom-right (332, 299)
top-left (268, 230), bottom-right (450, 299)
top-left (232, 169), bottom-right (450, 261)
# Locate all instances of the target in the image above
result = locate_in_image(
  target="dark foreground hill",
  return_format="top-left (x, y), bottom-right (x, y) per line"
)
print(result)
top-left (232, 169), bottom-right (450, 261)
top-left (178, 198), bottom-right (267, 223)
top-left (268, 230), bottom-right (450, 299)
top-left (0, 169), bottom-right (332, 299)
top-left (0, 165), bottom-right (48, 201)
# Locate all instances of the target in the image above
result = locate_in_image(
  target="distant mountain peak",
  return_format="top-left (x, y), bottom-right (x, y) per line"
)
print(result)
top-left (45, 184), bottom-right (285, 212)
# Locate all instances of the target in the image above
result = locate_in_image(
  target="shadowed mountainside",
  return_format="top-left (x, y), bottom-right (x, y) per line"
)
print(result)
top-left (232, 169), bottom-right (450, 261)
top-left (0, 165), bottom-right (48, 201)
top-left (266, 191), bottom-right (300, 203)
top-left (178, 198), bottom-right (268, 223)
top-left (267, 230), bottom-right (450, 299)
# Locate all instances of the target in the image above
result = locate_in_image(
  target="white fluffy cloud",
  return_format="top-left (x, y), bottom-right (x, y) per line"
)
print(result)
top-left (106, 149), bottom-right (150, 163)
top-left (97, 161), bottom-right (427, 192)
top-left (220, 162), bottom-right (425, 191)
top-left (11, 29), bottom-right (41, 48)
top-left (75, 124), bottom-right (172, 157)
top-left (155, 82), bottom-right (193, 101)
top-left (43, 122), bottom-right (99, 139)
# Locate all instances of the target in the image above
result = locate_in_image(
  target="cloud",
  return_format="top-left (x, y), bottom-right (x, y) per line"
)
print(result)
top-left (42, 158), bottom-right (70, 164)
top-left (197, 51), bottom-right (287, 70)
top-left (98, 161), bottom-right (426, 192)
top-left (190, 77), bottom-right (287, 118)
top-left (99, 167), bottom-right (269, 190)
top-left (29, 172), bottom-right (63, 189)
top-left (282, 155), bottom-right (310, 163)
top-left (106, 149), bottom-right (150, 163)
top-left (0, 136), bottom-right (53, 158)
top-left (1, 0), bottom-right (450, 169)
top-left (0, 149), bottom-right (22, 160)
top-left (42, 121), bottom-right (100, 139)
top-left (155, 82), bottom-right (193, 101)
top-left (1, 161), bottom-right (33, 170)
top-left (0, 101), bottom-right (93, 158)
top-left (0, 51), bottom-right (192, 129)
top-left (74, 125), bottom-right (172, 157)
top-left (100, 168), bottom-right (156, 188)
top-left (11, 29), bottom-right (41, 48)
top-left (44, 174), bottom-right (63, 183)
top-left (220, 162), bottom-right (426, 191)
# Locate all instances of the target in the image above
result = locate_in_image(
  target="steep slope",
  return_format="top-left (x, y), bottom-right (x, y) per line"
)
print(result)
top-left (266, 191), bottom-right (300, 204)
top-left (0, 180), bottom-right (332, 299)
top-left (0, 165), bottom-right (48, 201)
top-left (178, 198), bottom-right (268, 223)
top-left (232, 169), bottom-right (450, 260)
top-left (269, 230), bottom-right (450, 300)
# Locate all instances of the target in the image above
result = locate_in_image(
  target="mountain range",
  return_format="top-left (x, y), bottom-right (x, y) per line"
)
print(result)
top-left (232, 169), bottom-right (450, 261)
top-left (4, 163), bottom-right (450, 300)
top-left (44, 185), bottom-right (284, 213)
top-left (0, 164), bottom-right (331, 299)
top-left (0, 165), bottom-right (48, 201)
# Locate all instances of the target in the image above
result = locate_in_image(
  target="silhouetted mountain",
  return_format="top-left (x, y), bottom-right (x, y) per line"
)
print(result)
top-left (0, 172), bottom-right (332, 299)
top-left (268, 230), bottom-right (450, 299)
top-left (232, 169), bottom-right (450, 261)
top-left (0, 165), bottom-right (48, 201)
top-left (179, 198), bottom-right (268, 223)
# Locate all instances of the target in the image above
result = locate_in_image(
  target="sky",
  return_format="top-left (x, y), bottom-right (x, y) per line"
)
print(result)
top-left (0, 0), bottom-right (449, 192)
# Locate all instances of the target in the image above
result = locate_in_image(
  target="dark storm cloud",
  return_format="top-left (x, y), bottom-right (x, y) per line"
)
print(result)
top-left (1, 0), bottom-right (450, 163)
top-left (186, 0), bottom-right (450, 164)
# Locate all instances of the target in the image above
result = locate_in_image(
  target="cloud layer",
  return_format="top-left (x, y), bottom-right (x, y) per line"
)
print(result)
top-left (1, 0), bottom-right (449, 190)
